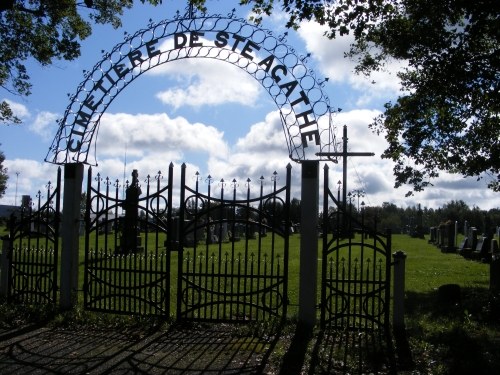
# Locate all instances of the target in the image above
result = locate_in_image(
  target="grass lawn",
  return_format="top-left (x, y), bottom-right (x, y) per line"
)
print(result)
top-left (1, 226), bottom-right (499, 374)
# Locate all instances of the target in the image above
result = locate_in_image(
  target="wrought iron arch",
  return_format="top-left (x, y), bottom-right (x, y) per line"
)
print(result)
top-left (46, 10), bottom-right (338, 165)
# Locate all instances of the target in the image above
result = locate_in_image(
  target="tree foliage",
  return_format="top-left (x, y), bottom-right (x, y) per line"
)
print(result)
top-left (242, 0), bottom-right (500, 194)
top-left (0, 145), bottom-right (8, 199)
top-left (0, 0), bottom-right (164, 125)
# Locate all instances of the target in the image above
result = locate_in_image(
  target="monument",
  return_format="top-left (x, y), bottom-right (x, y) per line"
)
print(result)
top-left (117, 169), bottom-right (144, 254)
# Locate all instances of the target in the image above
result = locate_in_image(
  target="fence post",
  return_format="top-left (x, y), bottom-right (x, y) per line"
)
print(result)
top-left (0, 235), bottom-right (10, 298)
top-left (392, 250), bottom-right (407, 329)
top-left (60, 163), bottom-right (84, 310)
top-left (298, 161), bottom-right (319, 327)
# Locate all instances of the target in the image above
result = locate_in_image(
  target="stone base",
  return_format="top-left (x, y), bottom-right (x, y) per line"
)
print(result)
top-left (441, 246), bottom-right (456, 254)
top-left (457, 248), bottom-right (473, 258)
top-left (117, 234), bottom-right (144, 254)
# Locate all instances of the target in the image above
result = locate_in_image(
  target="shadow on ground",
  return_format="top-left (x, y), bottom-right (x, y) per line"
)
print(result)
top-left (0, 321), bottom-right (408, 375)
top-left (0, 322), bottom-right (280, 374)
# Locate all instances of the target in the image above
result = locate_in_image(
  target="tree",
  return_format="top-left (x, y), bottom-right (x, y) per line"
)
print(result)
top-left (0, 145), bottom-right (8, 199)
top-left (0, 0), bottom-right (166, 125)
top-left (243, 0), bottom-right (500, 194)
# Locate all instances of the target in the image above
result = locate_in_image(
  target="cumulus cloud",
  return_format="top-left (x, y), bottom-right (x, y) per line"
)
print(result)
top-left (2, 159), bottom-right (60, 205)
top-left (296, 23), bottom-right (407, 104)
top-left (150, 55), bottom-right (262, 110)
top-left (3, 99), bottom-right (30, 119)
top-left (95, 112), bottom-right (229, 160)
top-left (29, 111), bottom-right (59, 141)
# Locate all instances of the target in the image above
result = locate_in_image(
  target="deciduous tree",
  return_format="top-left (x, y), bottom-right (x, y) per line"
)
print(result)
top-left (0, 0), bottom-right (164, 125)
top-left (243, 0), bottom-right (500, 194)
top-left (0, 145), bottom-right (8, 199)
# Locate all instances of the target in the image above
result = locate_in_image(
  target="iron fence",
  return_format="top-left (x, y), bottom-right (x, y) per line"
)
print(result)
top-left (7, 167), bottom-right (61, 304)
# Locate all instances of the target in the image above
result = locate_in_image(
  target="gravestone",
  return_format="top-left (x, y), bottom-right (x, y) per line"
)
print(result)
top-left (491, 239), bottom-right (499, 261)
top-left (246, 219), bottom-right (257, 239)
top-left (261, 218), bottom-right (268, 237)
top-left (472, 237), bottom-right (490, 261)
top-left (458, 237), bottom-right (468, 250)
top-left (207, 219), bottom-right (216, 243)
top-left (413, 204), bottom-right (425, 239)
top-left (441, 223), bottom-right (456, 253)
top-left (469, 227), bottom-right (478, 250)
top-left (437, 227), bottom-right (446, 248)
top-left (464, 220), bottom-right (469, 236)
top-left (429, 227), bottom-right (437, 244)
top-left (117, 169), bottom-right (144, 254)
top-left (99, 217), bottom-right (113, 235)
top-left (214, 222), bottom-right (228, 242)
top-left (79, 217), bottom-right (85, 236)
top-left (168, 216), bottom-right (181, 249)
top-left (460, 227), bottom-right (478, 258)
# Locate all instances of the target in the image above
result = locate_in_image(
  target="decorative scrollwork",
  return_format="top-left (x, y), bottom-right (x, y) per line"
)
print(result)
top-left (46, 13), bottom-right (338, 165)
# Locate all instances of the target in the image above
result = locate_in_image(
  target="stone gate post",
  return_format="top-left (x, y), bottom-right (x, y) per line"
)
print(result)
top-left (60, 163), bottom-right (84, 309)
top-left (299, 161), bottom-right (319, 326)
top-left (392, 250), bottom-right (407, 328)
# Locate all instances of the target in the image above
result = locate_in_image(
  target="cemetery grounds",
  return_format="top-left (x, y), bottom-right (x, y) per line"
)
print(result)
top-left (0, 227), bottom-right (499, 375)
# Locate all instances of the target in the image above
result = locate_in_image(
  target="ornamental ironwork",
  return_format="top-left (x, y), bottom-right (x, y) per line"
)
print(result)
top-left (45, 7), bottom-right (338, 165)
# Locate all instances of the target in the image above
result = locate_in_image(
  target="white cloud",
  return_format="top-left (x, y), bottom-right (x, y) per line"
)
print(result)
top-left (296, 23), bottom-right (406, 104)
top-left (3, 99), bottom-right (30, 119)
top-left (95, 112), bottom-right (229, 160)
top-left (150, 56), bottom-right (262, 110)
top-left (2, 159), bottom-right (60, 206)
top-left (29, 111), bottom-right (59, 141)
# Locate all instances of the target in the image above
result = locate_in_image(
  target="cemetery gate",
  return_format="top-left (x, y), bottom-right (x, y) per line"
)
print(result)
top-left (83, 163), bottom-right (291, 322)
top-left (6, 168), bottom-right (62, 304)
top-left (83, 165), bottom-right (173, 316)
top-left (321, 165), bottom-right (391, 334)
top-left (177, 163), bottom-right (291, 322)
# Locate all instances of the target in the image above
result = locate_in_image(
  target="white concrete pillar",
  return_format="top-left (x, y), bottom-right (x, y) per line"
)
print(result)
top-left (298, 161), bottom-right (319, 326)
top-left (60, 163), bottom-right (84, 309)
top-left (392, 250), bottom-right (407, 328)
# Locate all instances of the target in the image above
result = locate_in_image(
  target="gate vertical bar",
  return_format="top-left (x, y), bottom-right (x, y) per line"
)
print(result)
top-left (166, 162), bottom-right (174, 316)
top-left (177, 163), bottom-right (187, 320)
top-left (52, 167), bottom-right (62, 303)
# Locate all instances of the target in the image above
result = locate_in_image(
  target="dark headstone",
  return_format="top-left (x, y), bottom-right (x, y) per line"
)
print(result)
top-left (458, 237), bottom-right (468, 249)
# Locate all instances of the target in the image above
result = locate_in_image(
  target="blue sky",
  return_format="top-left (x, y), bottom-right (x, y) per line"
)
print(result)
top-left (2, 0), bottom-right (499, 211)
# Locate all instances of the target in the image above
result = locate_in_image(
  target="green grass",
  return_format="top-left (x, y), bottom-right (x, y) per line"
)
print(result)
top-left (2, 226), bottom-right (500, 374)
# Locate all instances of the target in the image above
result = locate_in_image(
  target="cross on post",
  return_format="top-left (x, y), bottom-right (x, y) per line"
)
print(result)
top-left (316, 125), bottom-right (375, 221)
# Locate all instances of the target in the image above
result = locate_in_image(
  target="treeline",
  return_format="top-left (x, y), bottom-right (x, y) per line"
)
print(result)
top-left (320, 199), bottom-right (500, 235)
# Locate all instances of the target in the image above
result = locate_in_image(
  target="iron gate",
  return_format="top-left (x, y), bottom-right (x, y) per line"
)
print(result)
top-left (321, 165), bottom-right (391, 333)
top-left (7, 168), bottom-right (61, 304)
top-left (83, 163), bottom-right (291, 321)
top-left (83, 165), bottom-right (173, 316)
top-left (177, 164), bottom-right (291, 323)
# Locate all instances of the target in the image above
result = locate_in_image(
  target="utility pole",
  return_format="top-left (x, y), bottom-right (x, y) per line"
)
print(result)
top-left (15, 172), bottom-right (19, 206)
